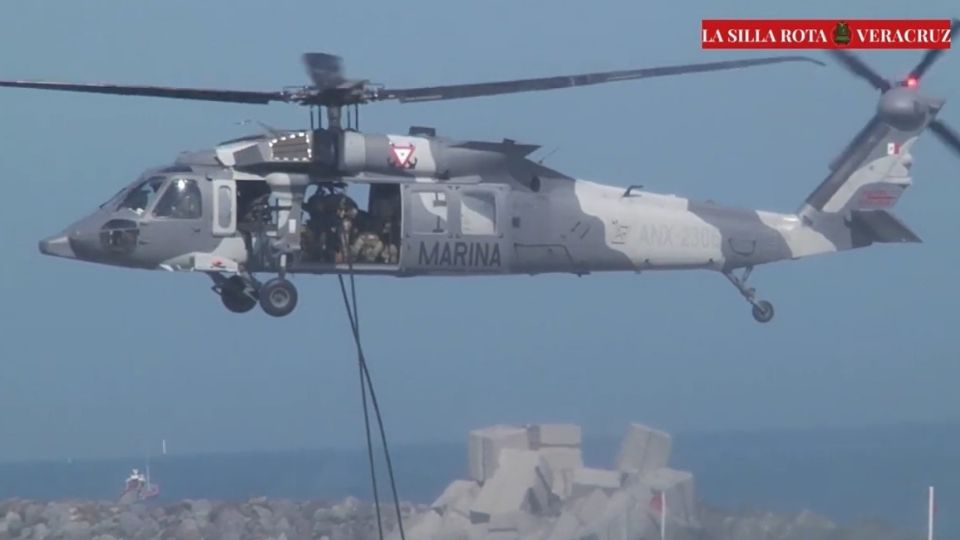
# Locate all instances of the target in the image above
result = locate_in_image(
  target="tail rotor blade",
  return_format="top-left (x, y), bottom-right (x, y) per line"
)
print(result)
top-left (909, 18), bottom-right (960, 80)
top-left (827, 49), bottom-right (890, 91)
top-left (930, 120), bottom-right (960, 158)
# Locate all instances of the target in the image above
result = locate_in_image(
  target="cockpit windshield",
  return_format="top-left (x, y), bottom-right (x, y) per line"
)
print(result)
top-left (153, 178), bottom-right (202, 219)
top-left (117, 176), bottom-right (166, 214)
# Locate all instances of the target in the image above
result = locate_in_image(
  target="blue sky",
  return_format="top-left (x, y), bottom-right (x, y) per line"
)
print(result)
top-left (0, 0), bottom-right (957, 461)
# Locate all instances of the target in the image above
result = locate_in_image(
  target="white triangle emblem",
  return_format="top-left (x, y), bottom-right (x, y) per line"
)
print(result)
top-left (389, 144), bottom-right (415, 168)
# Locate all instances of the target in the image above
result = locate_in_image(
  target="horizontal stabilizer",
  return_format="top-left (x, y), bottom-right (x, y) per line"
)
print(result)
top-left (850, 210), bottom-right (921, 244)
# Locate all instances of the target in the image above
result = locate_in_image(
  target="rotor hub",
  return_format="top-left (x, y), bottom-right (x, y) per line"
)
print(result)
top-left (878, 88), bottom-right (928, 131)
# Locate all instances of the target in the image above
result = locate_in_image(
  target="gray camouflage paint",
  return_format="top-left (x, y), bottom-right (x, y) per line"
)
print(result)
top-left (38, 84), bottom-right (942, 315)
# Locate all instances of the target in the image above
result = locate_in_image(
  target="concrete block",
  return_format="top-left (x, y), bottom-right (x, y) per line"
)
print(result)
top-left (570, 468), bottom-right (622, 498)
top-left (432, 479), bottom-right (480, 516)
top-left (528, 424), bottom-right (581, 448)
top-left (538, 447), bottom-right (583, 500)
top-left (436, 510), bottom-right (472, 540)
top-left (545, 511), bottom-right (582, 540)
top-left (470, 449), bottom-right (553, 523)
top-left (390, 510), bottom-right (442, 540)
top-left (521, 526), bottom-right (552, 540)
top-left (486, 532), bottom-right (522, 540)
top-left (468, 425), bottom-right (530, 482)
top-left (488, 511), bottom-right (540, 536)
top-left (573, 489), bottom-right (609, 525)
top-left (582, 490), bottom-right (655, 540)
top-left (538, 447), bottom-right (583, 471)
top-left (614, 423), bottom-right (672, 474)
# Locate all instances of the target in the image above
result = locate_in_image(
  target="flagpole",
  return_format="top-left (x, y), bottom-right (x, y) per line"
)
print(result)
top-left (661, 490), bottom-right (667, 540)
top-left (928, 485), bottom-right (934, 540)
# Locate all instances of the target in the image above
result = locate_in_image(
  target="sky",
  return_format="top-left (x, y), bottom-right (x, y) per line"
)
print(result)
top-left (0, 0), bottom-right (957, 462)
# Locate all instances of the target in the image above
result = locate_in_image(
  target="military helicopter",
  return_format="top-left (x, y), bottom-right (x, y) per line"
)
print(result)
top-left (8, 41), bottom-right (960, 322)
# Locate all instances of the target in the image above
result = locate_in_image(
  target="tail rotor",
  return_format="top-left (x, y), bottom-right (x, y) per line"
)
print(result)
top-left (826, 18), bottom-right (960, 158)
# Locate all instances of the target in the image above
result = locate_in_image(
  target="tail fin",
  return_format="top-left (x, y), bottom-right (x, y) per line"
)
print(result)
top-left (796, 94), bottom-right (944, 249)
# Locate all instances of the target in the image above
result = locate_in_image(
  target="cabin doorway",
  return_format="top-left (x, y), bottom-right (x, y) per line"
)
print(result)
top-left (297, 181), bottom-right (402, 270)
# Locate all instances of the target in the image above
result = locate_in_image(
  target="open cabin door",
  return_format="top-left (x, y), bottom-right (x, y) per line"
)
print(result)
top-left (401, 183), bottom-right (511, 274)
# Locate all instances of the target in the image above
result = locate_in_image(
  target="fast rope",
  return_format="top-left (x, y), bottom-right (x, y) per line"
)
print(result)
top-left (336, 224), bottom-right (406, 540)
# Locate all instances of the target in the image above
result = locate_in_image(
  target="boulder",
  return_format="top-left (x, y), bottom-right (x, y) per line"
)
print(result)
top-left (117, 511), bottom-right (144, 538)
top-left (188, 499), bottom-right (213, 523)
top-left (4, 510), bottom-right (23, 536)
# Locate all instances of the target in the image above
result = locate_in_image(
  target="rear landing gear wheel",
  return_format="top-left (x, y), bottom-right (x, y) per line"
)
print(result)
top-left (220, 276), bottom-right (256, 314)
top-left (724, 267), bottom-right (776, 324)
top-left (751, 300), bottom-right (774, 323)
top-left (259, 278), bottom-right (298, 317)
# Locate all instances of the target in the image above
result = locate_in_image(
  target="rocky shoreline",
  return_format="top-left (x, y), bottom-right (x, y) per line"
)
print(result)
top-left (0, 497), bottom-right (421, 540)
top-left (0, 497), bottom-right (912, 540)
top-left (0, 422), bottom-right (914, 540)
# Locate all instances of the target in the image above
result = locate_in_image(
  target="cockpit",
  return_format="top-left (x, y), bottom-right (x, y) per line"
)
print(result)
top-left (114, 175), bottom-right (202, 219)
top-left (38, 171), bottom-right (210, 268)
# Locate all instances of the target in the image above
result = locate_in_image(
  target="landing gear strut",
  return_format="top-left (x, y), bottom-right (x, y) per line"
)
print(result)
top-left (724, 266), bottom-right (775, 323)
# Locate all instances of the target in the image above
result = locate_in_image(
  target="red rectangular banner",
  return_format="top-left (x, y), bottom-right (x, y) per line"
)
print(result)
top-left (701, 19), bottom-right (953, 49)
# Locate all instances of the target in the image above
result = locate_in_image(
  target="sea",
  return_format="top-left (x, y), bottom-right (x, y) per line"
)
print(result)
top-left (0, 422), bottom-right (956, 537)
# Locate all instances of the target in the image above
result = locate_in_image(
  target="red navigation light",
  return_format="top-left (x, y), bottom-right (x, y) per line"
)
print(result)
top-left (906, 77), bottom-right (918, 88)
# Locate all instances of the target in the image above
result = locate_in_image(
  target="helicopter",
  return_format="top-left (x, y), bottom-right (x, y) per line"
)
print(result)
top-left (8, 41), bottom-right (960, 322)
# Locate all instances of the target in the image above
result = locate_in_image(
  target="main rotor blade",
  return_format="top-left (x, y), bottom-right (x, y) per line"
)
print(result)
top-left (373, 55), bottom-right (825, 103)
top-left (909, 18), bottom-right (960, 80)
top-left (302, 52), bottom-right (347, 89)
top-left (827, 49), bottom-right (890, 92)
top-left (930, 119), bottom-right (960, 158)
top-left (0, 80), bottom-right (289, 104)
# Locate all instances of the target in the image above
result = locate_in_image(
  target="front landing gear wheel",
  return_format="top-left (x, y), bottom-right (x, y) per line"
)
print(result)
top-left (220, 276), bottom-right (256, 314)
top-left (259, 278), bottom-right (298, 317)
top-left (752, 300), bottom-right (774, 323)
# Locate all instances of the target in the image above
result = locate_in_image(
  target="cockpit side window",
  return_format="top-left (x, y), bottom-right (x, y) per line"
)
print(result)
top-left (153, 178), bottom-right (202, 219)
top-left (117, 176), bottom-right (166, 214)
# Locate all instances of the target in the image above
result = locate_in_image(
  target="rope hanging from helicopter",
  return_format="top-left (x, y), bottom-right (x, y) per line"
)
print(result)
top-left (335, 223), bottom-right (406, 540)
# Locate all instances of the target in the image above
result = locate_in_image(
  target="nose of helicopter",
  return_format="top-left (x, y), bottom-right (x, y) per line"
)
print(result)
top-left (38, 234), bottom-right (76, 259)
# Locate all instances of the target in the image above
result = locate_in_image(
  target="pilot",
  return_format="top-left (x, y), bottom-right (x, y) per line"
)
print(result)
top-left (179, 186), bottom-right (201, 218)
top-left (128, 191), bottom-right (149, 214)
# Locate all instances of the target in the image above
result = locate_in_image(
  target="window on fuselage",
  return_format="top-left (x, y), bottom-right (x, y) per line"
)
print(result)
top-left (117, 176), bottom-right (166, 215)
top-left (153, 178), bottom-right (202, 219)
top-left (461, 191), bottom-right (497, 235)
top-left (409, 190), bottom-right (448, 234)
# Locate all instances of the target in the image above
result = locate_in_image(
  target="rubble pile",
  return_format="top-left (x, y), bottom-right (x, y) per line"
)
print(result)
top-left (391, 422), bottom-right (698, 540)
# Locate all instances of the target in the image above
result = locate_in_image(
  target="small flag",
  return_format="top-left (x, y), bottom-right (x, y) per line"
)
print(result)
top-left (650, 491), bottom-right (664, 513)
top-left (887, 142), bottom-right (901, 155)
